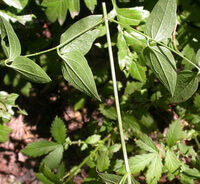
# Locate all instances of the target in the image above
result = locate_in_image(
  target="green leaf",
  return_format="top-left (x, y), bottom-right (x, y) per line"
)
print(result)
top-left (59, 51), bottom-right (100, 100)
top-left (194, 94), bottom-right (200, 109)
top-left (196, 49), bottom-right (200, 66)
top-left (165, 149), bottom-right (181, 174)
top-left (109, 144), bottom-right (121, 154)
top-left (57, 163), bottom-right (66, 178)
top-left (146, 154), bottom-right (163, 184)
top-left (41, 165), bottom-right (62, 184)
top-left (129, 153), bottom-right (156, 174)
top-left (8, 56), bottom-right (51, 83)
top-left (99, 104), bottom-right (117, 120)
top-left (144, 46), bottom-right (177, 95)
top-left (60, 15), bottom-right (102, 55)
top-left (122, 114), bottom-right (141, 134)
top-left (0, 16), bottom-right (21, 59)
top-left (67, 0), bottom-right (80, 19)
top-left (50, 116), bottom-right (66, 144)
top-left (129, 61), bottom-right (146, 82)
top-left (170, 70), bottom-right (199, 103)
top-left (136, 134), bottom-right (158, 153)
top-left (84, 0), bottom-right (97, 13)
top-left (22, 141), bottom-right (60, 157)
top-left (166, 120), bottom-right (185, 147)
top-left (116, 6), bottom-right (149, 26)
top-left (42, 145), bottom-right (64, 169)
top-left (41, 0), bottom-right (68, 25)
top-left (85, 134), bottom-right (100, 144)
top-left (145, 0), bottom-right (177, 41)
top-left (36, 173), bottom-right (54, 184)
top-left (98, 173), bottom-right (139, 184)
top-left (2, 0), bottom-right (23, 9)
top-left (96, 146), bottom-right (110, 172)
top-left (0, 124), bottom-right (12, 142)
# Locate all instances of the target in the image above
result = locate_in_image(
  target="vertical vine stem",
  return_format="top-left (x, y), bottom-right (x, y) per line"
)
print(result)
top-left (102, 3), bottom-right (132, 184)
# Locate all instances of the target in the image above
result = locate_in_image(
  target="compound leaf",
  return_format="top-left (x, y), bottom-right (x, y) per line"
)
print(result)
top-left (0, 124), bottom-right (12, 142)
top-left (84, 0), bottom-right (97, 13)
top-left (22, 141), bottom-right (60, 157)
top-left (136, 134), bottom-right (158, 153)
top-left (145, 0), bottom-right (177, 41)
top-left (129, 153), bottom-right (156, 174)
top-left (166, 120), bottom-right (185, 148)
top-left (41, 0), bottom-right (68, 25)
top-left (8, 56), bottom-right (51, 83)
top-left (146, 154), bottom-right (163, 184)
top-left (59, 51), bottom-right (100, 100)
top-left (0, 16), bottom-right (21, 59)
top-left (165, 149), bottom-right (181, 174)
top-left (36, 173), bottom-right (54, 184)
top-left (144, 46), bottom-right (177, 95)
top-left (42, 145), bottom-right (64, 169)
top-left (60, 15), bottom-right (102, 55)
top-left (50, 116), bottom-right (66, 144)
top-left (170, 70), bottom-right (199, 103)
top-left (67, 0), bottom-right (80, 19)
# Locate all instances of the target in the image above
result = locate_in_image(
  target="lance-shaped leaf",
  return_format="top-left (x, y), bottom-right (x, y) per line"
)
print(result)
top-left (0, 16), bottom-right (21, 59)
top-left (67, 0), bottom-right (80, 19)
top-left (59, 51), bottom-right (100, 100)
top-left (60, 15), bottom-right (102, 55)
top-left (144, 46), bottom-right (177, 95)
top-left (170, 70), bottom-right (199, 103)
top-left (145, 0), bottom-right (177, 41)
top-left (84, 0), bottom-right (97, 13)
top-left (8, 56), bottom-right (51, 83)
top-left (41, 0), bottom-right (68, 25)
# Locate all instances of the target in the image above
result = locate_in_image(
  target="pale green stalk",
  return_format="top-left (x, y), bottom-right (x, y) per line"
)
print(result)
top-left (110, 19), bottom-right (200, 71)
top-left (102, 3), bottom-right (131, 184)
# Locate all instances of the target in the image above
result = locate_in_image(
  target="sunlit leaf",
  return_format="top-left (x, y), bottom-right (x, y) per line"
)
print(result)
top-left (145, 0), bottom-right (177, 41)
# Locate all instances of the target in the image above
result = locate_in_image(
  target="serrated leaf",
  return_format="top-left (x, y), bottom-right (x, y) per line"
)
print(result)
top-left (99, 104), bottom-right (117, 120)
top-left (144, 46), bottom-right (177, 95)
top-left (67, 0), bottom-right (80, 19)
top-left (96, 146), bottom-right (110, 172)
top-left (109, 144), bottom-right (121, 154)
top-left (166, 120), bottom-right (185, 147)
top-left (42, 145), bottom-right (64, 169)
top-left (146, 154), bottom-right (163, 184)
top-left (98, 173), bottom-right (139, 184)
top-left (22, 141), bottom-right (60, 157)
top-left (136, 134), bottom-right (158, 153)
top-left (84, 0), bottom-right (97, 13)
top-left (36, 173), bottom-right (54, 184)
top-left (41, 0), bottom-right (68, 25)
top-left (170, 70), bottom-right (199, 103)
top-left (59, 51), bottom-right (100, 100)
top-left (60, 15), bottom-right (102, 55)
top-left (50, 116), bottom-right (66, 144)
top-left (165, 149), bottom-right (181, 174)
top-left (41, 165), bottom-right (62, 184)
top-left (8, 56), bottom-right (51, 83)
top-left (0, 16), bottom-right (21, 59)
top-left (2, 0), bottom-right (23, 9)
top-left (0, 124), bottom-right (12, 142)
top-left (57, 163), bottom-right (66, 178)
top-left (85, 134), bottom-right (100, 144)
top-left (145, 0), bottom-right (177, 41)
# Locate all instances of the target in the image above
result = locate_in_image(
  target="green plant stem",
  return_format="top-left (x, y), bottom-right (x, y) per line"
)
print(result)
top-left (24, 19), bottom-right (104, 58)
top-left (110, 19), bottom-right (200, 71)
top-left (63, 134), bottom-right (111, 182)
top-left (102, 3), bottom-right (132, 184)
top-left (194, 136), bottom-right (200, 150)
